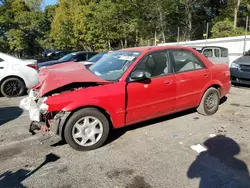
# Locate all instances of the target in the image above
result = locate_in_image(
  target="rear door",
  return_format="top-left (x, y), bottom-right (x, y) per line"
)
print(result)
top-left (171, 49), bottom-right (211, 111)
top-left (212, 48), bottom-right (223, 64)
top-left (214, 48), bottom-right (229, 65)
top-left (126, 50), bottom-right (176, 125)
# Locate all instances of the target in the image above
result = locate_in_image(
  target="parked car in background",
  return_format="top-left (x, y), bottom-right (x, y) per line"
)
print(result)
top-left (21, 46), bottom-right (231, 151)
top-left (38, 51), bottom-right (98, 70)
top-left (230, 49), bottom-right (250, 85)
top-left (79, 51), bottom-right (110, 68)
top-left (0, 52), bottom-right (38, 97)
top-left (190, 46), bottom-right (229, 65)
top-left (38, 50), bottom-right (73, 63)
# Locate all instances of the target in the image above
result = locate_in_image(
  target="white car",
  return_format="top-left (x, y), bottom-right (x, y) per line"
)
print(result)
top-left (0, 52), bottom-right (39, 97)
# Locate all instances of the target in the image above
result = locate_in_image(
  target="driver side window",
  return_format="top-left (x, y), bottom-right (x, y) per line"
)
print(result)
top-left (134, 51), bottom-right (170, 78)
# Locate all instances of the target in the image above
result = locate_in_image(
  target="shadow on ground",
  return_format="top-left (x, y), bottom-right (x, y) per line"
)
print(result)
top-left (0, 107), bottom-right (23, 126)
top-left (0, 153), bottom-right (60, 188)
top-left (187, 135), bottom-right (250, 188)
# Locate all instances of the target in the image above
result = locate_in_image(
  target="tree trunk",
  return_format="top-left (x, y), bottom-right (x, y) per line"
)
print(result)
top-left (234, 0), bottom-right (241, 28)
top-left (108, 40), bottom-right (111, 50)
top-left (135, 29), bottom-right (138, 47)
top-left (184, 0), bottom-right (193, 41)
top-left (120, 40), bottom-right (124, 49)
top-left (162, 31), bottom-right (166, 43)
top-left (124, 38), bottom-right (127, 48)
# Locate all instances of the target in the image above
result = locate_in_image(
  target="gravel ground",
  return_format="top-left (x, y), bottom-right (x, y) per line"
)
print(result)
top-left (0, 86), bottom-right (250, 188)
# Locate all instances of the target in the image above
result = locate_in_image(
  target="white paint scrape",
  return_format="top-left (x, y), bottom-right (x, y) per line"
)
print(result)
top-left (191, 144), bottom-right (207, 153)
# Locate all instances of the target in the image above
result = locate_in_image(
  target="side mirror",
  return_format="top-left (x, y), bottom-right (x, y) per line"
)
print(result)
top-left (130, 70), bottom-right (148, 81)
top-left (72, 57), bottom-right (78, 62)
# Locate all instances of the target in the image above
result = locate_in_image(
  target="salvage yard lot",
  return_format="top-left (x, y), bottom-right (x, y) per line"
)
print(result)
top-left (0, 86), bottom-right (250, 188)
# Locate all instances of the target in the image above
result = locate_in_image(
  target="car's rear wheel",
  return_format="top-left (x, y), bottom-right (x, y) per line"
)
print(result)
top-left (64, 108), bottom-right (110, 151)
top-left (197, 87), bottom-right (220, 116)
top-left (0, 77), bottom-right (26, 98)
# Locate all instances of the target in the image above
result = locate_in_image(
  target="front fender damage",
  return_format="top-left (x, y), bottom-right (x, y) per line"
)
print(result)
top-left (20, 82), bottom-right (101, 136)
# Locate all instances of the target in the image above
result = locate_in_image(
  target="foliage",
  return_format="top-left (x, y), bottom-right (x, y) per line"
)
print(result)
top-left (211, 18), bottom-right (245, 38)
top-left (0, 0), bottom-right (250, 56)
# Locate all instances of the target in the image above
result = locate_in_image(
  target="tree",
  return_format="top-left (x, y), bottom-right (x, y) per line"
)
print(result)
top-left (211, 18), bottom-right (245, 38)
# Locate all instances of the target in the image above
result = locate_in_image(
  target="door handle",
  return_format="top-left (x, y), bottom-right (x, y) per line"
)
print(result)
top-left (0, 67), bottom-right (3, 69)
top-left (164, 80), bottom-right (173, 85)
top-left (204, 74), bottom-right (209, 78)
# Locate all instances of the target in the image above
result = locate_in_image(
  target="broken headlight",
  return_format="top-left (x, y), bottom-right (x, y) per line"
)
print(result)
top-left (39, 97), bottom-right (48, 114)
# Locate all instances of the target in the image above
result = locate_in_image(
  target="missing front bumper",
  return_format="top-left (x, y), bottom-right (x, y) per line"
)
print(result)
top-left (29, 111), bottom-right (71, 137)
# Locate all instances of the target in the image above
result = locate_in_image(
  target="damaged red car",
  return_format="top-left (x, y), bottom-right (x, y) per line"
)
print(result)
top-left (20, 46), bottom-right (231, 151)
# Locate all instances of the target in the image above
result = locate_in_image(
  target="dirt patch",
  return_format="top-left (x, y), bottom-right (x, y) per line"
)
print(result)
top-left (0, 146), bottom-right (22, 161)
top-left (230, 103), bottom-right (250, 108)
top-left (126, 176), bottom-right (152, 188)
top-left (58, 167), bottom-right (68, 174)
top-left (106, 168), bottom-right (134, 179)
top-left (231, 103), bottom-right (241, 107)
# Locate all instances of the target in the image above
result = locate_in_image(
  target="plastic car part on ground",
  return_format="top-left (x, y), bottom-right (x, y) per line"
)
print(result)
top-left (20, 90), bottom-right (40, 122)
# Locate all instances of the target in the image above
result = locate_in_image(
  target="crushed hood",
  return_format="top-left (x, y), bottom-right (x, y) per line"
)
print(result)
top-left (37, 62), bottom-right (110, 96)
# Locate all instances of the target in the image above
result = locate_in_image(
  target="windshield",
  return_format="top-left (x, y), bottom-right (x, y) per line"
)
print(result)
top-left (58, 53), bottom-right (75, 61)
top-left (89, 51), bottom-right (141, 81)
top-left (88, 52), bottom-right (107, 62)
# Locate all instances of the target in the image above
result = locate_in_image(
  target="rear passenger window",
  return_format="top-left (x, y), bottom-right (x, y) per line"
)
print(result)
top-left (77, 54), bottom-right (87, 61)
top-left (171, 50), bottom-right (205, 73)
top-left (214, 49), bottom-right (221, 57)
top-left (134, 51), bottom-right (170, 78)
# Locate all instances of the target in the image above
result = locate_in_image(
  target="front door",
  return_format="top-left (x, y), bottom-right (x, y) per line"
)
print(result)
top-left (126, 50), bottom-right (176, 125)
top-left (202, 48), bottom-right (213, 62)
top-left (171, 49), bottom-right (211, 111)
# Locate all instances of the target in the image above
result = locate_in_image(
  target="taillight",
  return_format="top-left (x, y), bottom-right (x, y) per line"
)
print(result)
top-left (27, 64), bottom-right (38, 70)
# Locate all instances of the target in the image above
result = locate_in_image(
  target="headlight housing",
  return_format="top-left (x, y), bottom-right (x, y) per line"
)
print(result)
top-left (231, 62), bottom-right (239, 68)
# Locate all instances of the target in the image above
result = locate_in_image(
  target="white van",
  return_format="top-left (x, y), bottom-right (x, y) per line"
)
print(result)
top-left (190, 46), bottom-right (229, 65)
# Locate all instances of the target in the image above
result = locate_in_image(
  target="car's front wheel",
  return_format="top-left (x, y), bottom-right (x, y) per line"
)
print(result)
top-left (64, 108), bottom-right (110, 151)
top-left (197, 87), bottom-right (220, 116)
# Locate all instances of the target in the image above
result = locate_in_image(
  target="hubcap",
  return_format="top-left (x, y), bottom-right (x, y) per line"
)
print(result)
top-left (205, 93), bottom-right (217, 110)
top-left (72, 116), bottom-right (103, 147)
top-left (3, 80), bottom-right (22, 97)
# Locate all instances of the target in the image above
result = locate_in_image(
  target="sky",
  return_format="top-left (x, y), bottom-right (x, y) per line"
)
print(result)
top-left (44, 0), bottom-right (58, 6)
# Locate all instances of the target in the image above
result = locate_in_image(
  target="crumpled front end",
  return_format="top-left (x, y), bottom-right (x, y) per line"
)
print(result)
top-left (20, 89), bottom-right (68, 135)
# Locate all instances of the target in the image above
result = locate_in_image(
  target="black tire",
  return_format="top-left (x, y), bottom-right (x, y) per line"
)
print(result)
top-left (0, 77), bottom-right (26, 98)
top-left (64, 108), bottom-right (110, 151)
top-left (197, 87), bottom-right (220, 116)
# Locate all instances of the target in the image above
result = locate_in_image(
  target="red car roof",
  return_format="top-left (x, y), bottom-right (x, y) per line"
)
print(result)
top-left (119, 46), bottom-right (192, 52)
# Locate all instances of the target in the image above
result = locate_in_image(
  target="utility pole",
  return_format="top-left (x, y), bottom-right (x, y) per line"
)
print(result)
top-left (243, 16), bottom-right (249, 54)
top-left (205, 22), bottom-right (209, 46)
top-left (177, 27), bottom-right (180, 45)
top-left (154, 31), bottom-right (157, 46)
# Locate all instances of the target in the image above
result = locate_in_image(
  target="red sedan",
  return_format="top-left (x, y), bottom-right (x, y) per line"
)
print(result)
top-left (21, 46), bottom-right (231, 151)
